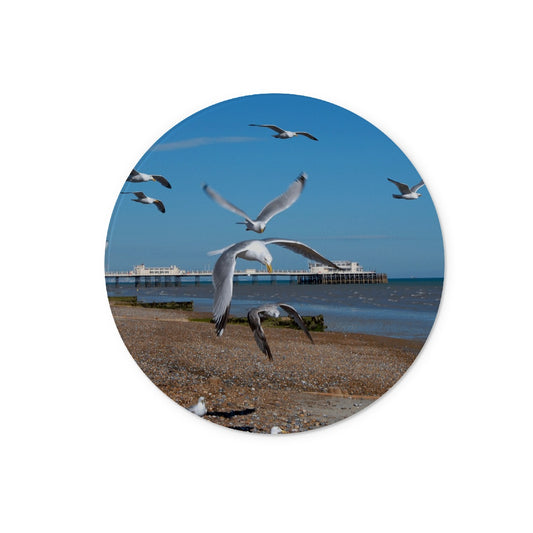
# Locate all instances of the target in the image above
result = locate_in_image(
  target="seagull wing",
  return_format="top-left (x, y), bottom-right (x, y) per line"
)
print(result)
top-left (153, 175), bottom-right (172, 189)
top-left (387, 178), bottom-right (411, 195)
top-left (207, 243), bottom-right (236, 256)
top-left (256, 172), bottom-right (307, 224)
top-left (411, 180), bottom-right (425, 193)
top-left (278, 304), bottom-right (314, 344)
top-left (249, 124), bottom-right (285, 134)
top-left (212, 242), bottom-right (252, 336)
top-left (153, 199), bottom-right (166, 213)
top-left (295, 131), bottom-right (318, 141)
top-left (203, 184), bottom-right (253, 223)
top-left (263, 238), bottom-right (343, 270)
top-left (247, 308), bottom-right (273, 360)
top-left (132, 191), bottom-right (147, 199)
top-left (127, 169), bottom-right (140, 181)
top-left (213, 251), bottom-right (236, 336)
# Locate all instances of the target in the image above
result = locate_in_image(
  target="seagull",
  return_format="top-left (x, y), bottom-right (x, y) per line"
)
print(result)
top-left (270, 426), bottom-right (283, 434)
top-left (387, 178), bottom-right (425, 200)
top-left (127, 169), bottom-right (172, 189)
top-left (249, 124), bottom-right (318, 141)
top-left (120, 191), bottom-right (166, 213)
top-left (187, 397), bottom-right (207, 416)
top-left (209, 238), bottom-right (342, 336)
top-left (248, 303), bottom-right (314, 360)
top-left (203, 172), bottom-right (307, 233)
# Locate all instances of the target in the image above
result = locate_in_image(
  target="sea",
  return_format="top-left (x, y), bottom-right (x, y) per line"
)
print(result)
top-left (106, 278), bottom-right (443, 341)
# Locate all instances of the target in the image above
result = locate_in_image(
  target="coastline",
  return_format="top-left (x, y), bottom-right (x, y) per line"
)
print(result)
top-left (111, 304), bottom-right (423, 433)
top-left (107, 277), bottom-right (443, 340)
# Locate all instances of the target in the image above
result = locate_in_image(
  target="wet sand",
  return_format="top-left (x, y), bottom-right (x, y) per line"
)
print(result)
top-left (111, 304), bottom-right (423, 433)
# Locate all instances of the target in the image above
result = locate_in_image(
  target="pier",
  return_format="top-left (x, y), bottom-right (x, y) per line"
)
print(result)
top-left (297, 272), bottom-right (388, 285)
top-left (105, 261), bottom-right (387, 287)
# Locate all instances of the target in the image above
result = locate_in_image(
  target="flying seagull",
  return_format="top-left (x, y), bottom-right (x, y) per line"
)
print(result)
top-left (120, 191), bottom-right (166, 213)
top-left (209, 238), bottom-right (342, 336)
top-left (247, 303), bottom-right (314, 360)
top-left (387, 178), bottom-right (425, 200)
top-left (187, 397), bottom-right (207, 416)
top-left (249, 124), bottom-right (318, 141)
top-left (127, 169), bottom-right (172, 189)
top-left (203, 172), bottom-right (307, 233)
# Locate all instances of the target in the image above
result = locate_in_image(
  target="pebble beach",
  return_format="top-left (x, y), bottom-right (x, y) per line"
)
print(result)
top-left (111, 303), bottom-right (423, 433)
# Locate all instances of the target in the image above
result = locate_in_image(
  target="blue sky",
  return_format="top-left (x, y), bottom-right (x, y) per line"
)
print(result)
top-left (106, 93), bottom-right (444, 278)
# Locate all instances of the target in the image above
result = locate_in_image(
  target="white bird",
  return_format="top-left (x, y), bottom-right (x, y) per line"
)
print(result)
top-left (127, 169), bottom-right (172, 189)
top-left (270, 426), bottom-right (283, 434)
top-left (120, 191), bottom-right (166, 213)
top-left (209, 238), bottom-right (342, 336)
top-left (249, 124), bottom-right (318, 141)
top-left (387, 178), bottom-right (425, 200)
top-left (203, 172), bottom-right (307, 233)
top-left (248, 303), bottom-right (314, 360)
top-left (187, 397), bottom-right (207, 416)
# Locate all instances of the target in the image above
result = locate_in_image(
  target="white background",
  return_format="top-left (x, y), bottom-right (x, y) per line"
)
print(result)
top-left (1, 1), bottom-right (532, 532)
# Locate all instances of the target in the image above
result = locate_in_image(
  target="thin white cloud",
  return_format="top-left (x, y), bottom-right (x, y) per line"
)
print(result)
top-left (153, 136), bottom-right (259, 151)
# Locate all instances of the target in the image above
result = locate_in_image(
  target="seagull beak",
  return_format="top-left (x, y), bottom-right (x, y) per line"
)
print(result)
top-left (151, 178), bottom-right (156, 181)
top-left (266, 263), bottom-right (273, 273)
top-left (260, 228), bottom-right (265, 233)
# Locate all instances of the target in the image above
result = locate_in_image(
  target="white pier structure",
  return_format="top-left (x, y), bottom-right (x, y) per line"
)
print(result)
top-left (308, 260), bottom-right (365, 274)
top-left (105, 261), bottom-right (387, 286)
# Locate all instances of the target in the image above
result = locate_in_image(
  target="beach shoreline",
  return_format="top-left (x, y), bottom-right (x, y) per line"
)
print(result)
top-left (110, 303), bottom-right (423, 433)
top-left (107, 277), bottom-right (443, 340)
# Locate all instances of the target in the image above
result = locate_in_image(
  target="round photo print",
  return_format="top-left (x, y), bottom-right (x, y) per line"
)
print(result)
top-left (105, 93), bottom-right (444, 434)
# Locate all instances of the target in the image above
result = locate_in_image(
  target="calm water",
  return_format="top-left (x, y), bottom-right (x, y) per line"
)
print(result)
top-left (107, 279), bottom-right (443, 340)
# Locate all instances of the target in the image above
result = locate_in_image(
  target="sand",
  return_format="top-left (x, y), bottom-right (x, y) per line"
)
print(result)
top-left (110, 304), bottom-right (423, 433)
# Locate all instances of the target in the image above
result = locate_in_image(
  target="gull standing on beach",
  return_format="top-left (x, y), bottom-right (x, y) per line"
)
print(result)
top-left (247, 303), bottom-right (314, 360)
top-left (203, 172), bottom-right (307, 233)
top-left (249, 124), bottom-right (318, 141)
top-left (387, 178), bottom-right (425, 200)
top-left (209, 238), bottom-right (342, 336)
top-left (127, 169), bottom-right (172, 189)
top-left (120, 191), bottom-right (166, 213)
top-left (187, 397), bottom-right (207, 416)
